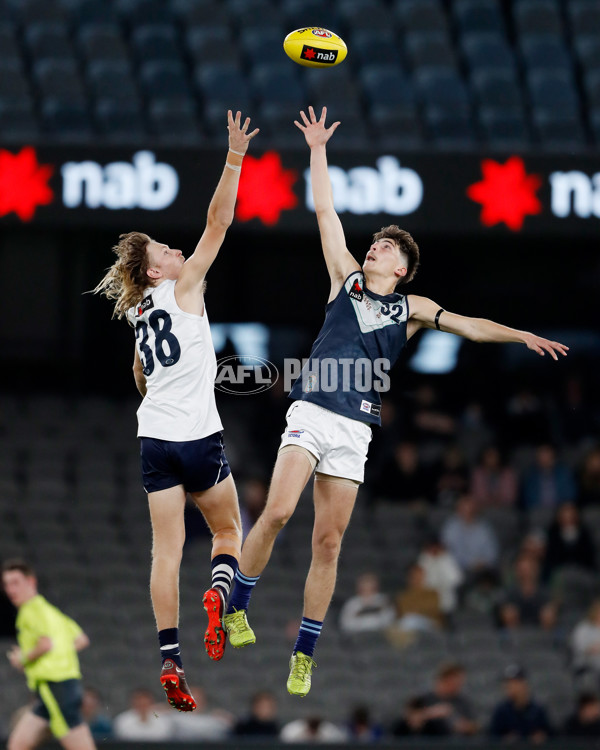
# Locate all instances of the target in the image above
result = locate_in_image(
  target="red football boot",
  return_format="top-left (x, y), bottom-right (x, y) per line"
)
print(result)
top-left (203, 587), bottom-right (226, 661)
top-left (160, 660), bottom-right (197, 712)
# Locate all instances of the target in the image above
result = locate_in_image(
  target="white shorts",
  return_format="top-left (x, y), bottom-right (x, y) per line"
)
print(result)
top-left (279, 400), bottom-right (372, 484)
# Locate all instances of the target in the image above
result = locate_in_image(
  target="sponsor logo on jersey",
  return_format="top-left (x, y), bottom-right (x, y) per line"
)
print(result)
top-left (287, 430), bottom-right (305, 438)
top-left (301, 45), bottom-right (338, 64)
top-left (360, 400), bottom-right (381, 417)
top-left (348, 278), bottom-right (364, 301)
top-left (137, 295), bottom-right (154, 316)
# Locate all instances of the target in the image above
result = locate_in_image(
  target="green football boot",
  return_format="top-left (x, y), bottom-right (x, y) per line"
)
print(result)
top-left (286, 651), bottom-right (316, 697)
top-left (223, 609), bottom-right (256, 648)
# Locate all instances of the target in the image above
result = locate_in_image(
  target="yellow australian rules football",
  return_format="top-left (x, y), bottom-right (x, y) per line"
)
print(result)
top-left (283, 27), bottom-right (347, 68)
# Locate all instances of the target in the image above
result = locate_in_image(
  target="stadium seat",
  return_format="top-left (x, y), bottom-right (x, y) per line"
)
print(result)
top-left (471, 69), bottom-right (524, 109)
top-left (527, 69), bottom-right (580, 115)
top-left (185, 26), bottom-right (236, 65)
top-left (461, 33), bottom-right (516, 72)
top-left (454, 0), bottom-right (506, 34)
top-left (0, 100), bottom-right (39, 139)
top-left (568, 1), bottom-right (600, 40)
top-left (520, 36), bottom-right (573, 72)
top-left (350, 30), bottom-right (402, 68)
top-left (41, 99), bottom-right (93, 138)
top-left (78, 25), bottom-right (130, 62)
top-left (584, 69), bottom-right (600, 108)
top-left (24, 23), bottom-right (75, 61)
top-left (590, 107), bottom-right (600, 144)
top-left (337, 0), bottom-right (395, 33)
top-left (226, 0), bottom-right (285, 32)
top-left (305, 66), bottom-right (360, 108)
top-left (513, 0), bottom-right (563, 37)
top-left (533, 111), bottom-right (586, 148)
top-left (171, 0), bottom-right (230, 26)
top-left (75, 0), bottom-right (120, 26)
top-left (405, 31), bottom-right (457, 71)
top-left (148, 99), bottom-right (202, 142)
top-left (414, 68), bottom-right (470, 112)
top-left (252, 65), bottom-right (305, 106)
top-left (479, 108), bottom-right (530, 146)
top-left (87, 60), bottom-right (140, 104)
top-left (360, 64), bottom-right (416, 106)
top-left (574, 37), bottom-right (600, 72)
top-left (395, 0), bottom-right (449, 34)
top-left (126, 0), bottom-right (174, 27)
top-left (0, 26), bottom-right (22, 66)
top-left (281, 0), bottom-right (339, 32)
top-left (139, 61), bottom-right (193, 100)
top-left (131, 25), bottom-right (182, 63)
top-left (196, 64), bottom-right (250, 111)
top-left (18, 0), bottom-right (68, 26)
top-left (33, 59), bottom-right (86, 104)
top-left (241, 28), bottom-right (286, 67)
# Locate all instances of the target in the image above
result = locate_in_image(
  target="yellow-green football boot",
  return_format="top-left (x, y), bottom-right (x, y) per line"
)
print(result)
top-left (223, 609), bottom-right (256, 648)
top-left (286, 651), bottom-right (316, 697)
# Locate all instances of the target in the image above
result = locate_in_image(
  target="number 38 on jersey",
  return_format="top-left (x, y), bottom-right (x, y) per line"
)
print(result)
top-left (135, 309), bottom-right (181, 376)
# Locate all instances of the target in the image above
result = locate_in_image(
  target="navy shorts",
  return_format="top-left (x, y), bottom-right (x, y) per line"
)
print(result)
top-left (32, 679), bottom-right (83, 738)
top-left (140, 431), bottom-right (231, 494)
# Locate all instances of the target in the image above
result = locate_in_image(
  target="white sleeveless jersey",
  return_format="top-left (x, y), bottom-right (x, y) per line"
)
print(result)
top-left (127, 280), bottom-right (223, 441)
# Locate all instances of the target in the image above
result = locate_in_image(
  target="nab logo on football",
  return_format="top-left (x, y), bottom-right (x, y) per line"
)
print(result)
top-left (301, 44), bottom-right (338, 64)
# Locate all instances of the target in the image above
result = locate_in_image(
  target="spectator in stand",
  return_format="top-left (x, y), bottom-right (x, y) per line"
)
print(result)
top-left (543, 503), bottom-right (596, 580)
top-left (170, 685), bottom-right (232, 740)
top-left (81, 688), bottom-right (113, 741)
top-left (559, 375), bottom-right (597, 446)
top-left (339, 573), bottom-right (395, 635)
top-left (579, 448), bottom-right (600, 507)
top-left (520, 529), bottom-right (548, 567)
top-left (434, 445), bottom-right (469, 506)
top-left (470, 446), bottom-right (518, 507)
top-left (234, 691), bottom-right (279, 738)
top-left (522, 444), bottom-right (576, 510)
top-left (393, 563), bottom-right (443, 634)
top-left (391, 697), bottom-right (446, 737)
top-left (420, 662), bottom-right (479, 736)
top-left (418, 536), bottom-right (463, 617)
top-left (498, 555), bottom-right (558, 632)
top-left (441, 495), bottom-right (499, 580)
top-left (504, 387), bottom-right (550, 446)
top-left (489, 665), bottom-right (552, 742)
top-left (571, 601), bottom-right (600, 682)
top-left (563, 693), bottom-right (600, 737)
top-left (280, 715), bottom-right (346, 742)
top-left (372, 440), bottom-right (432, 504)
top-left (113, 688), bottom-right (171, 741)
top-left (346, 705), bottom-right (383, 742)
top-left (408, 383), bottom-right (456, 445)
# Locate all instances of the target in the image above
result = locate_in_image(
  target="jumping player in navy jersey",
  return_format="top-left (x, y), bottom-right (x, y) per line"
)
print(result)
top-left (94, 111), bottom-right (258, 712)
top-left (224, 107), bottom-right (568, 697)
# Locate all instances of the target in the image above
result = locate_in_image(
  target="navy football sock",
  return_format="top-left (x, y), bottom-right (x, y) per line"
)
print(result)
top-left (226, 569), bottom-right (260, 614)
top-left (211, 553), bottom-right (238, 600)
top-left (158, 627), bottom-right (182, 668)
top-left (293, 617), bottom-right (323, 658)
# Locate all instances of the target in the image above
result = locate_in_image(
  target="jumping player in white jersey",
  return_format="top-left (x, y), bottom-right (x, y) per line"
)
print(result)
top-left (223, 107), bottom-right (569, 697)
top-left (94, 111), bottom-right (258, 712)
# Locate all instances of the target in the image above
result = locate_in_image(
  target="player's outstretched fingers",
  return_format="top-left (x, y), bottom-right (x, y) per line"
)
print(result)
top-left (308, 105), bottom-right (317, 122)
top-left (319, 106), bottom-right (327, 123)
top-left (300, 109), bottom-right (310, 127)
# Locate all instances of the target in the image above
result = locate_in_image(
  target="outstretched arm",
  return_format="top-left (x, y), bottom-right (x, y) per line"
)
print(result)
top-left (295, 106), bottom-right (360, 300)
top-left (176, 110), bottom-right (259, 296)
top-left (407, 295), bottom-right (569, 360)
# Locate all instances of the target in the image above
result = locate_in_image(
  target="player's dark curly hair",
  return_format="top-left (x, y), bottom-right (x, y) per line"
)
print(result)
top-left (93, 231), bottom-right (153, 322)
top-left (373, 225), bottom-right (420, 285)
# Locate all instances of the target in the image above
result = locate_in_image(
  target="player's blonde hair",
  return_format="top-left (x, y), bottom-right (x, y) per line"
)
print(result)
top-left (93, 231), bottom-right (153, 321)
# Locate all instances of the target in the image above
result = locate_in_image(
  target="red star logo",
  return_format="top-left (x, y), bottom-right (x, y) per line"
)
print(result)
top-left (0, 147), bottom-right (54, 222)
top-left (236, 151), bottom-right (298, 226)
top-left (303, 47), bottom-right (316, 60)
top-left (467, 156), bottom-right (542, 231)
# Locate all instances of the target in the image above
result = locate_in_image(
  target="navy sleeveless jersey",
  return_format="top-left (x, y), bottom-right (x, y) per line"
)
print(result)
top-left (289, 271), bottom-right (409, 426)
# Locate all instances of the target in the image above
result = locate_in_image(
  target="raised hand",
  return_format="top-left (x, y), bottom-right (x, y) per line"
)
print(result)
top-left (294, 106), bottom-right (340, 148)
top-left (227, 110), bottom-right (259, 155)
top-left (524, 333), bottom-right (569, 360)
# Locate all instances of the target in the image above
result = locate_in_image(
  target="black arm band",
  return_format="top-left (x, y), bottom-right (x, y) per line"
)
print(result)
top-left (434, 308), bottom-right (444, 330)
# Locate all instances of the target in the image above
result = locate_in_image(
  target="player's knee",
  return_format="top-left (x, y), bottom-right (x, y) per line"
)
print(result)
top-left (8, 735), bottom-right (30, 750)
top-left (151, 545), bottom-right (183, 567)
top-left (263, 505), bottom-right (292, 531)
top-left (313, 531), bottom-right (342, 562)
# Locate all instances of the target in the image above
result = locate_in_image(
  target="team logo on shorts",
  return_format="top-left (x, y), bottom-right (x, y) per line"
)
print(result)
top-left (287, 430), bottom-right (304, 438)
